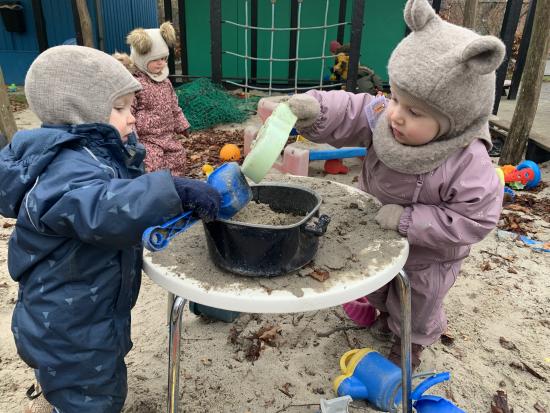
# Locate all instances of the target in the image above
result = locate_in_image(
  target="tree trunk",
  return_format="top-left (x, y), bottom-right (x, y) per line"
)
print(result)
top-left (499, 0), bottom-right (550, 166)
top-left (76, 0), bottom-right (94, 47)
top-left (463, 0), bottom-right (478, 29)
top-left (0, 67), bottom-right (17, 144)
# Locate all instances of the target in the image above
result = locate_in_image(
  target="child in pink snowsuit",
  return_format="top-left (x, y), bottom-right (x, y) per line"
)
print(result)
top-left (126, 22), bottom-right (189, 176)
top-left (287, 0), bottom-right (505, 369)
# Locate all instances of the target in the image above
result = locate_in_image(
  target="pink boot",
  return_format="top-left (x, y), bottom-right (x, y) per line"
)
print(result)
top-left (342, 297), bottom-right (378, 327)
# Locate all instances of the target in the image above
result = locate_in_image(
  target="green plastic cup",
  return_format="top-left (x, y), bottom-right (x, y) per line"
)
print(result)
top-left (241, 102), bottom-right (297, 183)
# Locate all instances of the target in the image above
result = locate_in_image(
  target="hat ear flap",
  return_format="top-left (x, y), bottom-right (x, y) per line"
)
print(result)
top-left (127, 28), bottom-right (152, 54)
top-left (404, 0), bottom-right (437, 32)
top-left (160, 22), bottom-right (176, 48)
top-left (460, 36), bottom-right (505, 74)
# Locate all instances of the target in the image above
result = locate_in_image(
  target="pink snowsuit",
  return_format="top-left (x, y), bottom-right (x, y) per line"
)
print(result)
top-left (132, 70), bottom-right (190, 176)
top-left (301, 90), bottom-right (503, 345)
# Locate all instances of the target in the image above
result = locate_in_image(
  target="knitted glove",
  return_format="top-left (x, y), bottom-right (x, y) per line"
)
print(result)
top-left (172, 177), bottom-right (221, 222)
top-left (375, 204), bottom-right (404, 232)
top-left (287, 93), bottom-right (321, 129)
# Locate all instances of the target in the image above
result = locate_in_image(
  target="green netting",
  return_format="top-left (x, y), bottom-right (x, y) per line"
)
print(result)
top-left (175, 78), bottom-right (259, 131)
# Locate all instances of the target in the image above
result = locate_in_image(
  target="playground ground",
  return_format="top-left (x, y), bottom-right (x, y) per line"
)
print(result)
top-left (0, 90), bottom-right (549, 412)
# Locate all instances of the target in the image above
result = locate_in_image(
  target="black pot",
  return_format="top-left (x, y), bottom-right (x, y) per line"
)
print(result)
top-left (203, 183), bottom-right (330, 277)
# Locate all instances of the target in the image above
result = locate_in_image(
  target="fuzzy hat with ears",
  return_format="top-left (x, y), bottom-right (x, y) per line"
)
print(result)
top-left (372, 0), bottom-right (506, 175)
top-left (127, 22), bottom-right (176, 82)
top-left (388, 0), bottom-right (505, 137)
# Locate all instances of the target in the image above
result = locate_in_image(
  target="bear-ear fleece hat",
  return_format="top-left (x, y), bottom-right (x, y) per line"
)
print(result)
top-left (127, 22), bottom-right (176, 82)
top-left (388, 0), bottom-right (505, 138)
top-left (371, 0), bottom-right (505, 175)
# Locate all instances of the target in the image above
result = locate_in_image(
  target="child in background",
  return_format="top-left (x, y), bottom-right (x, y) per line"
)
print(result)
top-left (120, 22), bottom-right (189, 176)
top-left (0, 45), bottom-right (220, 413)
top-left (286, 0), bottom-right (504, 369)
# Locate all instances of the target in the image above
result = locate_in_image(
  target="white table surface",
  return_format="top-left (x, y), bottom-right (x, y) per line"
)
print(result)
top-left (143, 176), bottom-right (409, 314)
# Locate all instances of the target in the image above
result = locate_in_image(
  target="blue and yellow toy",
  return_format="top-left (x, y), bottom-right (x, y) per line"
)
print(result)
top-left (333, 348), bottom-right (465, 412)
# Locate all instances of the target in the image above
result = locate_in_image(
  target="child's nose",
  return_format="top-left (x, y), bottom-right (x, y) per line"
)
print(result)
top-left (128, 113), bottom-right (136, 124)
top-left (390, 106), bottom-right (404, 124)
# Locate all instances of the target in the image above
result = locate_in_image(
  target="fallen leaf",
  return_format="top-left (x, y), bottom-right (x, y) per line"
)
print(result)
top-left (499, 337), bottom-right (517, 351)
top-left (257, 325), bottom-right (281, 344)
top-left (245, 339), bottom-right (262, 361)
top-left (507, 194), bottom-right (550, 222)
top-left (228, 326), bottom-right (242, 344)
top-left (309, 268), bottom-right (330, 282)
top-left (480, 261), bottom-right (493, 271)
top-left (278, 382), bottom-right (293, 398)
top-left (498, 213), bottom-right (534, 235)
top-left (505, 204), bottom-right (531, 214)
top-left (2, 222), bottom-right (14, 228)
top-left (491, 390), bottom-right (514, 413)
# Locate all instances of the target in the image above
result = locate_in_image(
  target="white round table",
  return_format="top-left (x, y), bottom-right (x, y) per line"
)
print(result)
top-left (142, 176), bottom-right (413, 413)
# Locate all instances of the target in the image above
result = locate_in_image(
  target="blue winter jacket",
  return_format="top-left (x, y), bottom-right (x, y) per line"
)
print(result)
top-left (0, 124), bottom-right (182, 412)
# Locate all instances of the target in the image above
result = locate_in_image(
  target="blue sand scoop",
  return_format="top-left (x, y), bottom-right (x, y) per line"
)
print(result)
top-left (142, 162), bottom-right (252, 251)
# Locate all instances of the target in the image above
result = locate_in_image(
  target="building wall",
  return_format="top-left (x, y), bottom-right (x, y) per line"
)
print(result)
top-left (0, 0), bottom-right (157, 84)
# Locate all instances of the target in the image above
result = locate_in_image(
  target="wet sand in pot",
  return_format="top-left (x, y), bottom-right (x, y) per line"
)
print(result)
top-left (229, 201), bottom-right (304, 226)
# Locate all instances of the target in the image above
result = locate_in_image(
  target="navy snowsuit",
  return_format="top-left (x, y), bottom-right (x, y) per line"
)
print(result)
top-left (0, 124), bottom-right (183, 412)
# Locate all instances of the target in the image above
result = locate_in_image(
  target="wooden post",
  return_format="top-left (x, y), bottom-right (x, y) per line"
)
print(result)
top-left (74, 0), bottom-right (94, 47)
top-left (0, 67), bottom-right (17, 143)
top-left (463, 0), bottom-right (478, 29)
top-left (346, 0), bottom-right (365, 93)
top-left (499, 0), bottom-right (550, 165)
top-left (210, 0), bottom-right (222, 85)
top-left (493, 0), bottom-right (523, 115)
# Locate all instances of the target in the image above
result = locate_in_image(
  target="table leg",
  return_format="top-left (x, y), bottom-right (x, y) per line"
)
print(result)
top-left (167, 292), bottom-right (175, 325)
top-left (168, 296), bottom-right (186, 413)
top-left (396, 270), bottom-right (412, 413)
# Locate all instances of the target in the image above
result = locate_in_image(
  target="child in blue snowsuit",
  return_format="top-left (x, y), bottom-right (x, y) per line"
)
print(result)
top-left (0, 45), bottom-right (220, 413)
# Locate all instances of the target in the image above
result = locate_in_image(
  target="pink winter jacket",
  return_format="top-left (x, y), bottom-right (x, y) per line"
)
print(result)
top-left (132, 71), bottom-right (190, 139)
top-left (301, 90), bottom-right (503, 265)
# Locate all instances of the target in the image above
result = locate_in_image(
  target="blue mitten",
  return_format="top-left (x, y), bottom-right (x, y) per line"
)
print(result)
top-left (172, 177), bottom-right (221, 222)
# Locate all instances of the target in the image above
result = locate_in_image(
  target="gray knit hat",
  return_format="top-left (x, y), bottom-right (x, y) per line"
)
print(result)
top-left (388, 0), bottom-right (505, 137)
top-left (25, 45), bottom-right (142, 125)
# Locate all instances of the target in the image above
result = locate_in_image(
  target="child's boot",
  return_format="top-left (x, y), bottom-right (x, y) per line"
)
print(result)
top-left (375, 311), bottom-right (393, 338)
top-left (342, 298), bottom-right (393, 341)
top-left (342, 297), bottom-right (378, 327)
top-left (23, 383), bottom-right (52, 413)
top-left (388, 338), bottom-right (424, 371)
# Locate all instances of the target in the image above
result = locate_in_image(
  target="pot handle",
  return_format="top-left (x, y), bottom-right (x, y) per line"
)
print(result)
top-left (303, 214), bottom-right (331, 236)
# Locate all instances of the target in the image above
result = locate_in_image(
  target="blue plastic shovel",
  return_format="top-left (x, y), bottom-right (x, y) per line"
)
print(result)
top-left (142, 162), bottom-right (252, 251)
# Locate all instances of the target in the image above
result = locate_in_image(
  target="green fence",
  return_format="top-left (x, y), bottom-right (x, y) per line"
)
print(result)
top-left (182, 0), bottom-right (406, 84)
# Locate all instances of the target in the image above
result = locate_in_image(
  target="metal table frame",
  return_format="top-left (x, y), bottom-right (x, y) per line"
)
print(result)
top-left (143, 176), bottom-right (413, 413)
top-left (143, 263), bottom-right (412, 413)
